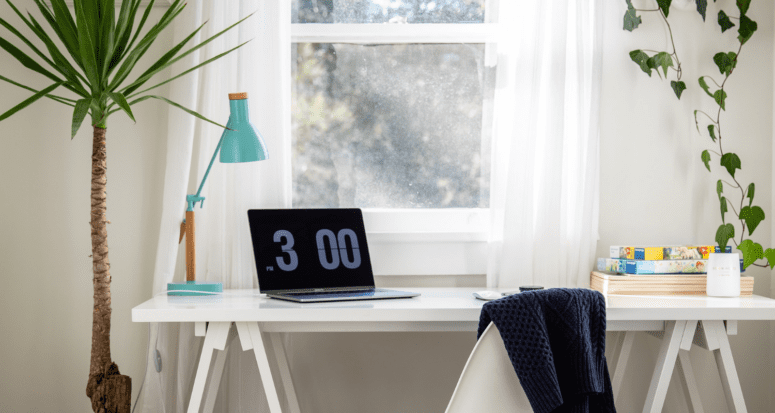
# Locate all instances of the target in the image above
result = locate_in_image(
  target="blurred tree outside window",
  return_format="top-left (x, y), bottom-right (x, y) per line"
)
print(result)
top-left (291, 0), bottom-right (494, 209)
top-left (292, 0), bottom-right (485, 23)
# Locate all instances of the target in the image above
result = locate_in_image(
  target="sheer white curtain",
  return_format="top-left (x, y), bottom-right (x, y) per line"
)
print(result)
top-left (137, 1), bottom-right (290, 411)
top-left (487, 0), bottom-right (603, 289)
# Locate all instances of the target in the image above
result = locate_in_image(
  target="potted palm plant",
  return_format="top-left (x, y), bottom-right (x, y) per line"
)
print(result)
top-left (0, 1), bottom-right (251, 411)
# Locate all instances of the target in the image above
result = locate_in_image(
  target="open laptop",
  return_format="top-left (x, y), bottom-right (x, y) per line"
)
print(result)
top-left (247, 208), bottom-right (420, 303)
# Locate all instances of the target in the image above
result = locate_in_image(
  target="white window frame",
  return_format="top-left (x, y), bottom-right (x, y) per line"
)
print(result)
top-left (287, 2), bottom-right (507, 276)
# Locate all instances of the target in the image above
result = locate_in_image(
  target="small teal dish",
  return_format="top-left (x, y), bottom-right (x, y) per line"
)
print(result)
top-left (167, 281), bottom-right (224, 296)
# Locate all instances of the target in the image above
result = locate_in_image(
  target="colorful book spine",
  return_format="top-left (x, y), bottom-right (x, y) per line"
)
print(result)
top-left (597, 258), bottom-right (745, 274)
top-left (598, 258), bottom-right (706, 274)
top-left (609, 245), bottom-right (732, 260)
top-left (597, 257), bottom-right (745, 274)
top-left (598, 258), bottom-right (628, 273)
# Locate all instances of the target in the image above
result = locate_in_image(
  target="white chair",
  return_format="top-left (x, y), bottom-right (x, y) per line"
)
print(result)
top-left (445, 322), bottom-right (533, 413)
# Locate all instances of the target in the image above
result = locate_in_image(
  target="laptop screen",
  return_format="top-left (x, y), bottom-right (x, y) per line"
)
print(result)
top-left (247, 209), bottom-right (375, 293)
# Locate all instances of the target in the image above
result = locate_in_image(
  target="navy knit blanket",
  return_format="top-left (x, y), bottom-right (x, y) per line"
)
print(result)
top-left (477, 288), bottom-right (616, 413)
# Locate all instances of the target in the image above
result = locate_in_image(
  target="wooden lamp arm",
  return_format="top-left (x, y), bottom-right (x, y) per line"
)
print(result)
top-left (178, 210), bottom-right (197, 282)
top-left (185, 210), bottom-right (196, 282)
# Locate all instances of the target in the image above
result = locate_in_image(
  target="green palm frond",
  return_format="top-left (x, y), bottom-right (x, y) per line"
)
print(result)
top-left (0, 0), bottom-right (253, 138)
top-left (0, 81), bottom-right (64, 121)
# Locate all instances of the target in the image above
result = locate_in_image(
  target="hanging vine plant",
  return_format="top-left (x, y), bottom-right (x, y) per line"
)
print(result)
top-left (622, 0), bottom-right (702, 99)
top-left (623, 0), bottom-right (773, 271)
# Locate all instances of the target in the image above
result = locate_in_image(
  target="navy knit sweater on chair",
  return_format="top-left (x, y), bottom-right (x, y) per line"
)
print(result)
top-left (477, 288), bottom-right (616, 413)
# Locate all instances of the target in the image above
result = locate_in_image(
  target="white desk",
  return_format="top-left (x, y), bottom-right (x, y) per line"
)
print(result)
top-left (132, 288), bottom-right (775, 413)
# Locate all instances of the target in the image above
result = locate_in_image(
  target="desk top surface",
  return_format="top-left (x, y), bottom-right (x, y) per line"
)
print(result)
top-left (132, 288), bottom-right (775, 323)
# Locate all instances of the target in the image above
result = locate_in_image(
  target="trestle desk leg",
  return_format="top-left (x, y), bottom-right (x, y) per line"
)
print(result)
top-left (642, 320), bottom-right (687, 413)
top-left (202, 326), bottom-right (237, 413)
top-left (612, 331), bottom-right (635, 402)
top-left (609, 332), bottom-right (625, 373)
top-left (677, 350), bottom-right (704, 413)
top-left (609, 332), bottom-right (623, 371)
top-left (268, 333), bottom-right (301, 413)
top-left (239, 322), bottom-right (283, 413)
top-left (706, 320), bottom-right (747, 413)
top-left (188, 322), bottom-right (231, 413)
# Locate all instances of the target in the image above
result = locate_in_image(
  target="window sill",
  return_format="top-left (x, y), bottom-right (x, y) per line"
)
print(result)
top-left (367, 231), bottom-right (487, 243)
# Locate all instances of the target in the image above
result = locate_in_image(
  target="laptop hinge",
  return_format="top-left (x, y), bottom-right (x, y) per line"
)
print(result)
top-left (267, 286), bottom-right (375, 294)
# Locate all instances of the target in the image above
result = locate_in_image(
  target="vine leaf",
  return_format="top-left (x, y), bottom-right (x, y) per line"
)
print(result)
top-left (736, 0), bottom-right (751, 16)
top-left (738, 14), bottom-right (757, 45)
top-left (720, 153), bottom-right (741, 178)
top-left (696, 0), bottom-right (707, 21)
top-left (720, 196), bottom-right (728, 223)
top-left (653, 52), bottom-right (673, 77)
top-left (747, 183), bottom-right (755, 206)
top-left (671, 81), bottom-right (686, 99)
top-left (701, 150), bottom-right (711, 171)
top-left (629, 50), bottom-right (652, 76)
top-left (708, 124), bottom-right (716, 142)
top-left (713, 89), bottom-right (727, 110)
top-left (715, 223), bottom-right (735, 251)
top-left (717, 180), bottom-right (723, 198)
top-left (713, 52), bottom-right (737, 76)
top-left (718, 10), bottom-right (735, 32)
top-left (763, 248), bottom-right (775, 269)
top-left (737, 239), bottom-right (763, 270)
top-left (624, 0), bottom-right (642, 32)
top-left (740, 205), bottom-right (765, 235)
top-left (698, 77), bottom-right (713, 97)
top-left (694, 110), bottom-right (701, 132)
top-left (657, 0), bottom-right (672, 17)
top-left (647, 56), bottom-right (661, 79)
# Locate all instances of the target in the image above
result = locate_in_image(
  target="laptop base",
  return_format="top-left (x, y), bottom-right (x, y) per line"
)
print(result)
top-left (267, 288), bottom-right (420, 303)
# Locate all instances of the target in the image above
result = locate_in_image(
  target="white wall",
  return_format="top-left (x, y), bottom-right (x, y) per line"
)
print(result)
top-left (599, 0), bottom-right (773, 412)
top-left (0, 2), bottom-right (170, 411)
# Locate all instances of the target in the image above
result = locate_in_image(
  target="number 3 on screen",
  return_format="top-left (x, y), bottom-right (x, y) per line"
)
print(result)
top-left (273, 230), bottom-right (299, 271)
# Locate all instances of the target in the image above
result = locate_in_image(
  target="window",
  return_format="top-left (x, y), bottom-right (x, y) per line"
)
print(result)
top-left (288, 0), bottom-right (504, 275)
top-left (293, 42), bottom-right (491, 209)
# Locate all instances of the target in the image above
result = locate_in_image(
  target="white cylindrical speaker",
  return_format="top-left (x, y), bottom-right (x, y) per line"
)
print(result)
top-left (706, 253), bottom-right (741, 297)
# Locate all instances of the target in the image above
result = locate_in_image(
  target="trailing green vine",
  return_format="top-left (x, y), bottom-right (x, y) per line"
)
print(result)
top-left (624, 0), bottom-right (773, 271)
top-left (623, 0), bottom-right (695, 99)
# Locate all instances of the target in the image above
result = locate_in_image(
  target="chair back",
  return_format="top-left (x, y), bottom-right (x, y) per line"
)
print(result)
top-left (444, 322), bottom-right (533, 413)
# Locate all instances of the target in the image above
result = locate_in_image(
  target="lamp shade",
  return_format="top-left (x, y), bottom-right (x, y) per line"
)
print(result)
top-left (220, 93), bottom-right (268, 163)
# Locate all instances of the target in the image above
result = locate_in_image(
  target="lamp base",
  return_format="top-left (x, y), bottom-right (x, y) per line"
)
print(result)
top-left (167, 281), bottom-right (223, 296)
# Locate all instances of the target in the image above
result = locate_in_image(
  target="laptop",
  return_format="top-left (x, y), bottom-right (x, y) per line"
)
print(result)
top-left (247, 208), bottom-right (420, 303)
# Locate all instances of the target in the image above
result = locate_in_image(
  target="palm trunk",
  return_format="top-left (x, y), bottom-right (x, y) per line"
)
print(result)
top-left (85, 125), bottom-right (131, 413)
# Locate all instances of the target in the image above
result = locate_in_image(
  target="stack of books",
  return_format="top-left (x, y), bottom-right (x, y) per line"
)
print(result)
top-left (591, 245), bottom-right (754, 296)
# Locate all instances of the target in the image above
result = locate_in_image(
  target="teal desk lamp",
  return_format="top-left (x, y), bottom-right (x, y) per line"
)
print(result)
top-left (168, 92), bottom-right (268, 296)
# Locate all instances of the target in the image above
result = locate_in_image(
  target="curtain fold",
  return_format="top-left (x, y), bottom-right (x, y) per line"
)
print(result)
top-left (487, 0), bottom-right (603, 289)
top-left (138, 1), bottom-right (289, 411)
